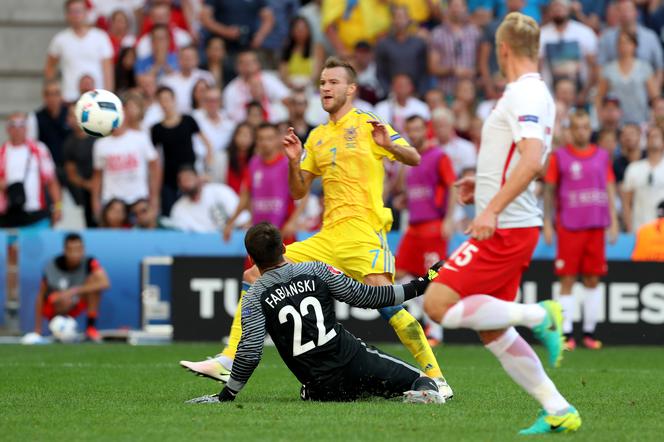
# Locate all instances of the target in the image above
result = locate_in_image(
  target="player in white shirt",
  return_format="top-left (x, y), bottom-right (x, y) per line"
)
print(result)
top-left (422, 13), bottom-right (582, 435)
top-left (170, 166), bottom-right (249, 233)
top-left (45, 0), bottom-right (114, 102)
top-left (91, 105), bottom-right (161, 220)
top-left (160, 46), bottom-right (216, 114)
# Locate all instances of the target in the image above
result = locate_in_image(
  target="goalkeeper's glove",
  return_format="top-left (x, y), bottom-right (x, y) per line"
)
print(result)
top-left (404, 260), bottom-right (445, 300)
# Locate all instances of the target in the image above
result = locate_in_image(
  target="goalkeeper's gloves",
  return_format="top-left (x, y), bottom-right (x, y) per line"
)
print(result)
top-left (403, 260), bottom-right (445, 300)
top-left (218, 386), bottom-right (238, 402)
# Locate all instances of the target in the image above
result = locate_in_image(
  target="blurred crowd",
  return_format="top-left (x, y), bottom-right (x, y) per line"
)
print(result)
top-left (2, 0), bottom-right (664, 237)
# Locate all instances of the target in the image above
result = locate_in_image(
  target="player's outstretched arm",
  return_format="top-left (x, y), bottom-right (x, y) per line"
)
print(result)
top-left (319, 263), bottom-right (432, 309)
top-left (220, 292), bottom-right (267, 401)
top-left (367, 120), bottom-right (421, 166)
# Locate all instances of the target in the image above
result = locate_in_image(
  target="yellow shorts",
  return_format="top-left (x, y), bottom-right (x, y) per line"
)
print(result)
top-left (285, 217), bottom-right (394, 282)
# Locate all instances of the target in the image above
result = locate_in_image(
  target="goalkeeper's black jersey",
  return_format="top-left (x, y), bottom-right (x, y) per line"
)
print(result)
top-left (226, 261), bottom-right (410, 393)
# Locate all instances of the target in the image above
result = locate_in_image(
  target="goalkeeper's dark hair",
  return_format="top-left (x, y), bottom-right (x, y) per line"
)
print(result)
top-left (244, 222), bottom-right (285, 269)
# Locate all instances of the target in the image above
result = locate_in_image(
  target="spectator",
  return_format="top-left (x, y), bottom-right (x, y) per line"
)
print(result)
top-left (431, 107), bottom-right (477, 176)
top-left (374, 74), bottom-right (430, 135)
top-left (352, 41), bottom-right (383, 105)
top-left (375, 5), bottom-right (429, 97)
top-left (424, 88), bottom-right (446, 114)
top-left (597, 29), bottom-right (659, 125)
top-left (539, 0), bottom-right (597, 107)
top-left (135, 2), bottom-right (192, 60)
top-left (170, 165), bottom-right (248, 233)
top-left (246, 100), bottom-right (268, 129)
top-left (597, 0), bottom-right (663, 86)
top-left (450, 79), bottom-right (477, 140)
top-left (191, 78), bottom-right (210, 112)
top-left (622, 126), bottom-right (664, 232)
top-left (192, 87), bottom-right (236, 180)
top-left (0, 112), bottom-right (62, 229)
top-left (139, 0), bottom-right (191, 35)
top-left (476, 72), bottom-right (506, 121)
top-left (592, 95), bottom-right (623, 143)
top-left (129, 198), bottom-right (163, 229)
top-left (572, 0), bottom-right (608, 33)
top-left (650, 96), bottom-right (664, 134)
top-left (631, 200), bottom-right (664, 261)
top-left (63, 105), bottom-right (96, 227)
top-left (201, 36), bottom-right (227, 87)
top-left (78, 73), bottom-right (96, 96)
top-left (226, 123), bottom-right (256, 194)
top-left (24, 233), bottom-right (110, 343)
top-left (613, 123), bottom-right (644, 184)
top-left (33, 80), bottom-right (71, 186)
top-left (286, 91), bottom-right (314, 143)
top-left (223, 123), bottom-right (302, 243)
top-left (478, 0), bottom-right (524, 99)
top-left (161, 45), bottom-right (215, 114)
top-left (91, 96), bottom-right (161, 220)
top-left (201, 0), bottom-right (275, 63)
top-left (542, 110), bottom-right (618, 350)
top-left (223, 50), bottom-right (290, 123)
top-left (135, 25), bottom-right (179, 80)
top-left (597, 128), bottom-right (619, 158)
top-left (279, 16), bottom-right (325, 88)
top-left (100, 198), bottom-right (129, 228)
top-left (44, 0), bottom-right (114, 103)
top-left (136, 73), bottom-right (164, 132)
top-left (107, 9), bottom-right (136, 62)
top-left (262, 0), bottom-right (301, 69)
top-left (115, 47), bottom-right (137, 93)
top-left (88, 0), bottom-right (143, 32)
top-left (429, 0), bottom-right (480, 98)
top-left (493, 0), bottom-right (548, 23)
top-left (322, 0), bottom-right (391, 58)
top-left (152, 86), bottom-right (212, 215)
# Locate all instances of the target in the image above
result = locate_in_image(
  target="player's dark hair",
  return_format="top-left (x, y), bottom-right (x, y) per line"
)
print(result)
top-left (64, 232), bottom-right (83, 246)
top-left (156, 85), bottom-right (175, 98)
top-left (245, 222), bottom-right (284, 269)
top-left (323, 57), bottom-right (357, 84)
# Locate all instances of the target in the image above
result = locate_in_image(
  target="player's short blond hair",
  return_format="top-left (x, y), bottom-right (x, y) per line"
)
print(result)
top-left (496, 12), bottom-right (540, 61)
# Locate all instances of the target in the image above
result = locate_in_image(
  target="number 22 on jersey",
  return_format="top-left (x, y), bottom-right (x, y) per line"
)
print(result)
top-left (278, 296), bottom-right (337, 356)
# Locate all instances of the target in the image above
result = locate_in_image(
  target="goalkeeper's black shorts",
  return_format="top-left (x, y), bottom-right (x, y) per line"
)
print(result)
top-left (300, 342), bottom-right (421, 402)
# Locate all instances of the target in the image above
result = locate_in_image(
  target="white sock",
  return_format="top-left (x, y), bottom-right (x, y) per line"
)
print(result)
top-left (441, 295), bottom-right (545, 330)
top-left (558, 294), bottom-right (576, 335)
top-left (424, 315), bottom-right (443, 341)
top-left (582, 286), bottom-right (602, 335)
top-left (485, 328), bottom-right (571, 415)
top-left (215, 354), bottom-right (233, 370)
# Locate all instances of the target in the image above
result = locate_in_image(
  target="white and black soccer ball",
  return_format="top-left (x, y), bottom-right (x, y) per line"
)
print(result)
top-left (75, 89), bottom-right (124, 137)
top-left (49, 315), bottom-right (78, 343)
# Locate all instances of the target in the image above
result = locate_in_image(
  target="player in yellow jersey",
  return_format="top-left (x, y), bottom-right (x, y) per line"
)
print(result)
top-left (181, 57), bottom-right (452, 398)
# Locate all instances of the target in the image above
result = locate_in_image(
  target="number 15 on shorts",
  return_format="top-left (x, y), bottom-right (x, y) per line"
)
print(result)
top-left (443, 241), bottom-right (479, 272)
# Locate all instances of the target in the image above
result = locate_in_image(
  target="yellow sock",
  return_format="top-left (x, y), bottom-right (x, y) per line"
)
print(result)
top-left (220, 290), bottom-right (244, 359)
top-left (388, 309), bottom-right (443, 378)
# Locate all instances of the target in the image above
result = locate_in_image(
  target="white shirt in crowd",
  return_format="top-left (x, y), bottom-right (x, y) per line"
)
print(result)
top-left (374, 97), bottom-right (430, 134)
top-left (440, 136), bottom-right (477, 177)
top-left (135, 28), bottom-right (192, 59)
top-left (539, 19), bottom-right (598, 89)
top-left (2, 142), bottom-right (55, 212)
top-left (223, 72), bottom-right (290, 123)
top-left (93, 129), bottom-right (158, 205)
top-left (192, 108), bottom-right (235, 178)
top-left (623, 158), bottom-right (664, 229)
top-left (47, 27), bottom-right (114, 102)
top-left (142, 102), bottom-right (165, 135)
top-left (476, 73), bottom-right (555, 228)
top-left (170, 183), bottom-right (250, 233)
top-left (160, 69), bottom-right (216, 114)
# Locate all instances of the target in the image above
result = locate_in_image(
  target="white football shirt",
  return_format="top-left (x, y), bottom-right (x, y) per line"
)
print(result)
top-left (475, 73), bottom-right (555, 228)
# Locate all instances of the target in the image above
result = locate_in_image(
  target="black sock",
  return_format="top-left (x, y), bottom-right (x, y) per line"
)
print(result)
top-left (411, 376), bottom-right (438, 392)
top-left (87, 314), bottom-right (97, 328)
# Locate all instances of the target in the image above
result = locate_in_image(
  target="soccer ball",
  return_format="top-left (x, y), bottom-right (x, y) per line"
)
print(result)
top-left (75, 89), bottom-right (124, 137)
top-left (49, 315), bottom-right (79, 343)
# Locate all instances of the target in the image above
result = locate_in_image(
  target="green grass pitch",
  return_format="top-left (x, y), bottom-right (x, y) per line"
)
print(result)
top-left (1, 343), bottom-right (663, 441)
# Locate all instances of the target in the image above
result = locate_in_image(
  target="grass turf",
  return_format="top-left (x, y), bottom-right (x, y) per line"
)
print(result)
top-left (1, 343), bottom-right (663, 441)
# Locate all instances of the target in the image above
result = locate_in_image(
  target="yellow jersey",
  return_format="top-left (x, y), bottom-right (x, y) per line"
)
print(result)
top-left (301, 108), bottom-right (409, 231)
